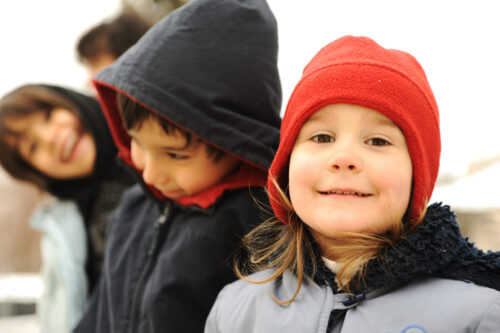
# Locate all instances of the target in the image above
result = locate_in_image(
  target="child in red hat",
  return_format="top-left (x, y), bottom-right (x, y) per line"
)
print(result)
top-left (205, 36), bottom-right (500, 332)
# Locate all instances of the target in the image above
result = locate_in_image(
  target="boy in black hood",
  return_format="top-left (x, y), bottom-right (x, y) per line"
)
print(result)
top-left (74, 0), bottom-right (281, 332)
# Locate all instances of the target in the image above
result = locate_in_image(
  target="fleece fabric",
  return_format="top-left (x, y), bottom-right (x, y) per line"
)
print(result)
top-left (74, 0), bottom-right (281, 332)
top-left (206, 203), bottom-right (500, 333)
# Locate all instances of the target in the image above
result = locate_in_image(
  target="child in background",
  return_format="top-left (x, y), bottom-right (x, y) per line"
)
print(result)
top-left (76, 10), bottom-right (151, 93)
top-left (0, 84), bottom-right (134, 332)
top-left (206, 36), bottom-right (500, 332)
top-left (74, 0), bottom-right (281, 332)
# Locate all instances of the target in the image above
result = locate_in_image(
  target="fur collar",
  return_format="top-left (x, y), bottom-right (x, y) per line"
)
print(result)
top-left (308, 203), bottom-right (500, 293)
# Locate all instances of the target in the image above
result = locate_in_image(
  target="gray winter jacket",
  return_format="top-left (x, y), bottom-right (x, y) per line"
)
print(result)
top-left (206, 203), bottom-right (500, 332)
top-left (206, 269), bottom-right (500, 332)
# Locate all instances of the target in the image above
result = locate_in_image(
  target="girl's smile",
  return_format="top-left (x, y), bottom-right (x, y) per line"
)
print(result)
top-left (4, 107), bottom-right (96, 179)
top-left (288, 103), bottom-right (413, 248)
top-left (317, 188), bottom-right (373, 197)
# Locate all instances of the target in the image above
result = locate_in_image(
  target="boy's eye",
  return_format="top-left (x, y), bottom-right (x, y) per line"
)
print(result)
top-left (311, 134), bottom-right (333, 143)
top-left (167, 152), bottom-right (189, 160)
top-left (367, 137), bottom-right (390, 146)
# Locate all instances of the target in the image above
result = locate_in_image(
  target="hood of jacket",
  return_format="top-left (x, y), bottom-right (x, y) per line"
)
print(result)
top-left (93, 0), bottom-right (282, 206)
top-left (308, 203), bottom-right (500, 293)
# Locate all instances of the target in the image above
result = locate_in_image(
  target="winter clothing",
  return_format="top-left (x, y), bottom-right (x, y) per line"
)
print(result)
top-left (41, 84), bottom-right (134, 289)
top-left (268, 36), bottom-right (440, 223)
top-left (206, 35), bottom-right (500, 332)
top-left (206, 203), bottom-right (500, 332)
top-left (23, 85), bottom-right (133, 333)
top-left (74, 0), bottom-right (281, 332)
top-left (30, 199), bottom-right (88, 332)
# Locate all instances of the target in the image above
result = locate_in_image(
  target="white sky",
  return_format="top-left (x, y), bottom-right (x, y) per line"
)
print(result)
top-left (0, 0), bottom-right (121, 94)
top-left (1, 0), bottom-right (500, 177)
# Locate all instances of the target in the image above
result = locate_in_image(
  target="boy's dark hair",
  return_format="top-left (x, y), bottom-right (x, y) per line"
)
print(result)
top-left (76, 10), bottom-right (151, 63)
top-left (0, 85), bottom-right (81, 189)
top-left (116, 93), bottom-right (225, 161)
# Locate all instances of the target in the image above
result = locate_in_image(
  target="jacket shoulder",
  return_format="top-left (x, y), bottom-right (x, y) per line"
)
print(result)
top-left (190, 187), bottom-right (269, 239)
top-left (345, 277), bottom-right (500, 332)
top-left (205, 269), bottom-right (332, 333)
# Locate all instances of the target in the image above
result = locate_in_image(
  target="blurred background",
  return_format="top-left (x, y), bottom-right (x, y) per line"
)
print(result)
top-left (0, 0), bottom-right (499, 331)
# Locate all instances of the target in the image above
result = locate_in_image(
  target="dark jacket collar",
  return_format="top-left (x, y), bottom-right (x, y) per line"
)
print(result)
top-left (309, 203), bottom-right (500, 293)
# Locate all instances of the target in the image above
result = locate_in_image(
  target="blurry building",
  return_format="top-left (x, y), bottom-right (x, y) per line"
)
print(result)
top-left (432, 154), bottom-right (500, 251)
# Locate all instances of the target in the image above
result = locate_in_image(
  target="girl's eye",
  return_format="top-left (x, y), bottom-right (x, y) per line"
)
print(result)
top-left (28, 141), bottom-right (38, 155)
top-left (44, 109), bottom-right (52, 120)
top-left (367, 138), bottom-right (390, 146)
top-left (311, 134), bottom-right (333, 143)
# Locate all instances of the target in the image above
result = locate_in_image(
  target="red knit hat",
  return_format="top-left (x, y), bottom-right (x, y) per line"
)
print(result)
top-left (268, 35), bottom-right (440, 224)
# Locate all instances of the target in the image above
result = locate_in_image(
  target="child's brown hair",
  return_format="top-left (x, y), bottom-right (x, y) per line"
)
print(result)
top-left (116, 93), bottom-right (225, 161)
top-left (236, 177), bottom-right (425, 304)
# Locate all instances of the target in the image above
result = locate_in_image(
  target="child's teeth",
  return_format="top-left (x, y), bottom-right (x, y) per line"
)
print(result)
top-left (327, 190), bottom-right (368, 196)
top-left (63, 133), bottom-right (78, 161)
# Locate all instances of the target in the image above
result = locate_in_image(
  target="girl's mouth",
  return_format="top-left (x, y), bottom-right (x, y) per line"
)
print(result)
top-left (61, 132), bottom-right (79, 162)
top-left (318, 190), bottom-right (372, 197)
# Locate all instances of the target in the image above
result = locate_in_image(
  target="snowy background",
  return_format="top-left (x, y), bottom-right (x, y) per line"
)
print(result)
top-left (0, 0), bottom-right (499, 330)
top-left (2, 0), bottom-right (499, 177)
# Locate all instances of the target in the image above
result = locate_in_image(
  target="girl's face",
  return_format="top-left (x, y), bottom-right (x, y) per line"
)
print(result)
top-left (4, 108), bottom-right (96, 179)
top-left (288, 104), bottom-right (412, 247)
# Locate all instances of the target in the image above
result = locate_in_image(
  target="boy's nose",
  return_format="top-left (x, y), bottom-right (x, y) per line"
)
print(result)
top-left (141, 157), bottom-right (169, 186)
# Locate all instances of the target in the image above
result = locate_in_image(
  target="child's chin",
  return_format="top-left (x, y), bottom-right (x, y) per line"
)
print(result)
top-left (161, 189), bottom-right (186, 199)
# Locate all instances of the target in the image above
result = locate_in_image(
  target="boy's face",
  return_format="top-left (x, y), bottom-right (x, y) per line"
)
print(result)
top-left (4, 108), bottom-right (96, 179)
top-left (129, 117), bottom-right (240, 200)
top-left (288, 104), bottom-right (412, 249)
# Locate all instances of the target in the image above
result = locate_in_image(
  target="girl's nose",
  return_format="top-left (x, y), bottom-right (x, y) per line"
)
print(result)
top-left (32, 122), bottom-right (56, 150)
top-left (327, 147), bottom-right (363, 173)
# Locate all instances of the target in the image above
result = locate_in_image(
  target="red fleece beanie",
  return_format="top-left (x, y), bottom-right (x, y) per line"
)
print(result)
top-left (268, 35), bottom-right (440, 224)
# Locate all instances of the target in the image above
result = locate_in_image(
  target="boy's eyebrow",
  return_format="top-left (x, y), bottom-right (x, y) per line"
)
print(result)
top-left (128, 132), bottom-right (191, 151)
top-left (159, 145), bottom-right (189, 151)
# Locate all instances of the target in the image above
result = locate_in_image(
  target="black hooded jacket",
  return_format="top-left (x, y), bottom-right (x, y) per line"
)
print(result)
top-left (41, 84), bottom-right (134, 291)
top-left (74, 0), bottom-right (281, 332)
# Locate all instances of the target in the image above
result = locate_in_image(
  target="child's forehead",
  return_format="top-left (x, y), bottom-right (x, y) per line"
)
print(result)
top-left (305, 104), bottom-right (398, 127)
top-left (128, 119), bottom-right (198, 150)
top-left (3, 112), bottom-right (40, 132)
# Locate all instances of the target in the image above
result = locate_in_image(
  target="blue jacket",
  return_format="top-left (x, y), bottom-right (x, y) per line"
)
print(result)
top-left (31, 200), bottom-right (88, 333)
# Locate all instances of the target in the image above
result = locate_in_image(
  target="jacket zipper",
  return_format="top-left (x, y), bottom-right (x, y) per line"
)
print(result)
top-left (127, 203), bottom-right (171, 333)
